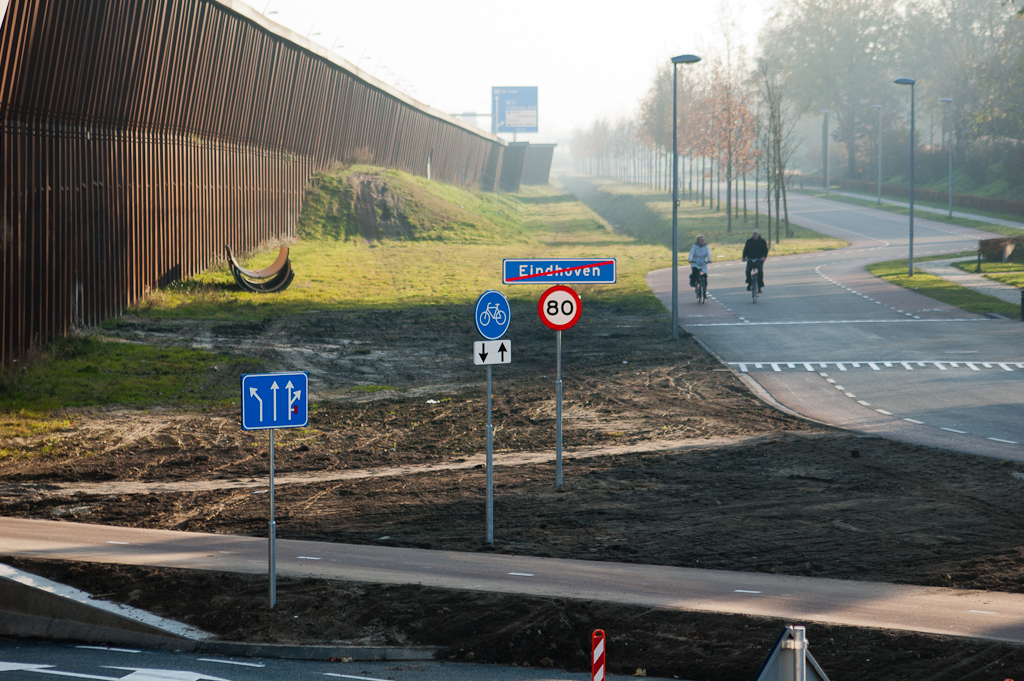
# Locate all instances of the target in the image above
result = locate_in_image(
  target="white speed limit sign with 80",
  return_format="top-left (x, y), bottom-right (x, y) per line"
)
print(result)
top-left (538, 285), bottom-right (582, 330)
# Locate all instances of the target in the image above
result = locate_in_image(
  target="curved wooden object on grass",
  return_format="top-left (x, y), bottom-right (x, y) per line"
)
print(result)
top-left (225, 246), bottom-right (295, 293)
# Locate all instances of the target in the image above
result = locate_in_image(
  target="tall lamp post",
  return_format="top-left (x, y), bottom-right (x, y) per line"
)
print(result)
top-left (940, 97), bottom-right (953, 217)
top-left (671, 53), bottom-right (702, 340)
top-left (895, 78), bottom-right (917, 277)
top-left (821, 110), bottom-right (830, 193)
top-left (871, 104), bottom-right (882, 205)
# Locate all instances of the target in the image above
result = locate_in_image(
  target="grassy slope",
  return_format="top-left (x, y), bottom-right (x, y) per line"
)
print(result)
top-left (1, 166), bottom-right (846, 448)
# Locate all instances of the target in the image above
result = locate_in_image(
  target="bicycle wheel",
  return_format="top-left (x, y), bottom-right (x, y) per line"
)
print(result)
top-left (698, 275), bottom-right (707, 303)
top-left (478, 310), bottom-right (491, 326)
top-left (751, 270), bottom-right (759, 303)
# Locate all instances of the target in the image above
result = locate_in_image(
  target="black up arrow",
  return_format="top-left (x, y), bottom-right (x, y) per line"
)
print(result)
top-left (498, 342), bottom-right (508, 362)
top-left (478, 347), bottom-right (489, 363)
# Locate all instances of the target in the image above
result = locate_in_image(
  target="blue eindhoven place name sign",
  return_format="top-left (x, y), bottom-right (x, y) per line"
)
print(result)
top-left (502, 258), bottom-right (617, 285)
top-left (241, 372), bottom-right (309, 430)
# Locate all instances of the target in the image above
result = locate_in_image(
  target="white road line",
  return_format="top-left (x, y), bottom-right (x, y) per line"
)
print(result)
top-left (687, 319), bottom-right (989, 326)
top-left (324, 674), bottom-right (393, 681)
top-left (988, 438), bottom-right (1019, 444)
top-left (969, 610), bottom-right (997, 615)
top-left (941, 428), bottom-right (968, 434)
top-left (904, 418), bottom-right (925, 424)
top-left (297, 556), bottom-right (322, 560)
top-left (75, 647), bottom-right (140, 654)
top-left (198, 659), bottom-right (266, 668)
top-left (876, 409), bottom-right (893, 415)
top-left (844, 392), bottom-right (856, 398)
top-left (105, 541), bottom-right (129, 545)
top-left (734, 590), bottom-right (762, 594)
top-left (857, 400), bottom-right (871, 406)
top-left (508, 572), bottom-right (534, 577)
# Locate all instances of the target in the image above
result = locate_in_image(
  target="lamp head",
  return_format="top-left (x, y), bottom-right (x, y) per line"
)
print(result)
top-left (894, 77), bottom-right (916, 86)
top-left (940, 97), bottom-right (953, 103)
top-left (671, 54), bottom-right (701, 65)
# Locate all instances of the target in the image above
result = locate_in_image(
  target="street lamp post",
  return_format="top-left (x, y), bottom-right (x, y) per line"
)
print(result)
top-left (895, 78), bottom-right (917, 277)
top-left (671, 53), bottom-right (701, 341)
top-left (821, 110), bottom-right (830, 194)
top-left (871, 104), bottom-right (882, 205)
top-left (941, 97), bottom-right (953, 218)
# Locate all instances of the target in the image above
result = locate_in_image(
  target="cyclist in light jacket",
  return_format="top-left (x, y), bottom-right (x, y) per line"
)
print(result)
top-left (688, 235), bottom-right (712, 287)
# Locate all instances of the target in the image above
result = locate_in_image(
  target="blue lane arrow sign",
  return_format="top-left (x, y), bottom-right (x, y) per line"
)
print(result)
top-left (241, 372), bottom-right (309, 430)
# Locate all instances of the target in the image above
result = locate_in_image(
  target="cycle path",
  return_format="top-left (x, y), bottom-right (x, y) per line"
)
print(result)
top-left (5, 517), bottom-right (1024, 645)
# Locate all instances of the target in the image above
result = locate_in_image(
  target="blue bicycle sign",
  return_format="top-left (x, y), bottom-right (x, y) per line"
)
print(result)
top-left (474, 289), bottom-right (511, 340)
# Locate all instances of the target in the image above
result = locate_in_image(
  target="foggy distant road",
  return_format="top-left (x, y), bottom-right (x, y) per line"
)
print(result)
top-left (647, 191), bottom-right (1024, 459)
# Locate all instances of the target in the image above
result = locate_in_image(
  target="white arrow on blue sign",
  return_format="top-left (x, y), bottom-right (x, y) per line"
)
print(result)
top-left (241, 372), bottom-right (309, 430)
top-left (474, 289), bottom-right (511, 340)
top-left (502, 258), bottom-right (616, 285)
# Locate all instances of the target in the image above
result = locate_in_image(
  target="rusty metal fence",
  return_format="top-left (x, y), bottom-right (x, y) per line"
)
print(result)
top-left (0, 0), bottom-right (508, 365)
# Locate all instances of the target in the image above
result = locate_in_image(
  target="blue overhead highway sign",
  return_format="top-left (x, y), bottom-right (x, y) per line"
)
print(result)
top-left (241, 372), bottom-right (309, 430)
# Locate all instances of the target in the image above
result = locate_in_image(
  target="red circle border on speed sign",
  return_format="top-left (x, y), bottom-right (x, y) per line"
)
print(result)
top-left (538, 285), bottom-right (582, 330)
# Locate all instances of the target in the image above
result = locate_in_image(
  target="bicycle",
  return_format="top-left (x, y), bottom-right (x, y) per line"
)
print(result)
top-left (695, 271), bottom-right (708, 303)
top-left (690, 259), bottom-right (709, 304)
top-left (478, 302), bottom-right (507, 327)
top-left (747, 258), bottom-right (764, 303)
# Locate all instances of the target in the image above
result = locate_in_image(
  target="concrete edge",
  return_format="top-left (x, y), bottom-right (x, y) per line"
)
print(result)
top-left (0, 562), bottom-right (440, 661)
top-left (689, 335), bottom-right (833, 428)
top-left (0, 562), bottom-right (209, 642)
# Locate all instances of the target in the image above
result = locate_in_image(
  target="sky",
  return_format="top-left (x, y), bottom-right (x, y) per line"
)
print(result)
top-left (254, 0), bottom-right (772, 144)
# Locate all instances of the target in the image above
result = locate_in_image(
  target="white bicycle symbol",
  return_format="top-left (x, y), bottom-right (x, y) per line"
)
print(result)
top-left (479, 302), bottom-right (508, 327)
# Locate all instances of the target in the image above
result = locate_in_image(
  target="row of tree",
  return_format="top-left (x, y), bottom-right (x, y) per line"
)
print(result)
top-left (570, 0), bottom-right (1024, 232)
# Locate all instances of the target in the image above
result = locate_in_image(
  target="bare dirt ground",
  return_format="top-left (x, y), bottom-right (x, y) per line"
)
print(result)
top-left (4, 302), bottom-right (1024, 680)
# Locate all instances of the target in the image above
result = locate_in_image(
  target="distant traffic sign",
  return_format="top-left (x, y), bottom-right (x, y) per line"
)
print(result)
top-left (474, 340), bottom-right (512, 365)
top-left (503, 258), bottom-right (616, 285)
top-left (492, 86), bottom-right (538, 134)
top-left (475, 289), bottom-right (511, 340)
top-left (241, 372), bottom-right (309, 430)
top-left (538, 285), bottom-right (582, 330)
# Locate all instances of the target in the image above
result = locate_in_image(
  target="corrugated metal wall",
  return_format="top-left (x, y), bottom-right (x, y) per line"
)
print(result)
top-left (0, 0), bottom-right (507, 364)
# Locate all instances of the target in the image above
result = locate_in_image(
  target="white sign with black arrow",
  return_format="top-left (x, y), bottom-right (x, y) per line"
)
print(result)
top-left (474, 340), bottom-right (512, 365)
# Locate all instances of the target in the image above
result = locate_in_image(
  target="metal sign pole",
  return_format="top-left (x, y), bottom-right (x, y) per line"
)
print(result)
top-left (556, 329), bottom-right (563, 488)
top-left (486, 364), bottom-right (494, 544)
top-left (268, 428), bottom-right (276, 608)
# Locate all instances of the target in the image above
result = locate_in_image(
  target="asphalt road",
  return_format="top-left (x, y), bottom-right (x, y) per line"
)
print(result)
top-left (0, 637), bottom-right (663, 681)
top-left (6, 518), bottom-right (1024, 646)
top-left (647, 192), bottom-right (1024, 458)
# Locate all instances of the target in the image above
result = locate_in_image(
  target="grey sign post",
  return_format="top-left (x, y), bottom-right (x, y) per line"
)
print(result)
top-left (241, 371), bottom-right (309, 608)
top-left (537, 285), bottom-right (582, 488)
top-left (474, 291), bottom-right (512, 544)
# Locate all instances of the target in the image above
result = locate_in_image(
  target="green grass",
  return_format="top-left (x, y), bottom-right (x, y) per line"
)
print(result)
top-left (866, 257), bottom-right (1020, 319)
top-left (557, 175), bottom-right (847, 262)
top-left (794, 188), bottom-right (1024, 237)
top-left (4, 166), bottom-right (850, 429)
top-left (0, 336), bottom-right (258, 412)
top-left (952, 260), bottom-right (1024, 288)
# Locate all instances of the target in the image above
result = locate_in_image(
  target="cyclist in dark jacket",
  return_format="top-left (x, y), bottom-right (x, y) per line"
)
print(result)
top-left (742, 230), bottom-right (769, 293)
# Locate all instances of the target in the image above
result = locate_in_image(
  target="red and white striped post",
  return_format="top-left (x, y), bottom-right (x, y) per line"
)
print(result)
top-left (591, 629), bottom-right (606, 681)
